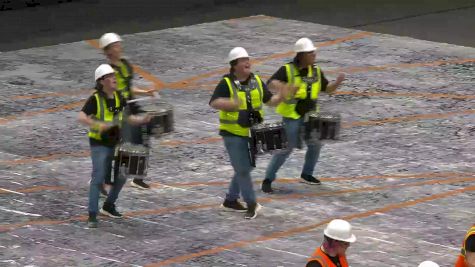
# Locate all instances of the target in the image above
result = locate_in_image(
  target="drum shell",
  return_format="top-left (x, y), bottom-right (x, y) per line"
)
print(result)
top-left (141, 103), bottom-right (174, 137)
top-left (117, 143), bottom-right (149, 177)
top-left (306, 112), bottom-right (341, 140)
top-left (250, 122), bottom-right (288, 155)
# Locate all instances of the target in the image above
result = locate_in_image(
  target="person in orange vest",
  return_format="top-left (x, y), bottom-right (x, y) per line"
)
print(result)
top-left (306, 219), bottom-right (356, 267)
top-left (455, 225), bottom-right (475, 267)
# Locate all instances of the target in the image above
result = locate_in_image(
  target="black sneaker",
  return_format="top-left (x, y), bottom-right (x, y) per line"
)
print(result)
top-left (221, 199), bottom-right (247, 212)
top-left (261, 179), bottom-right (274, 194)
top-left (300, 174), bottom-right (321, 185)
top-left (131, 179), bottom-right (150, 189)
top-left (87, 215), bottom-right (98, 228)
top-left (244, 203), bottom-right (262, 219)
top-left (100, 203), bottom-right (123, 218)
top-left (100, 185), bottom-right (108, 198)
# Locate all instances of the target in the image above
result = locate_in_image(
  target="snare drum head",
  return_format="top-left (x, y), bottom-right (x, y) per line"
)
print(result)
top-left (118, 143), bottom-right (149, 155)
top-left (251, 123), bottom-right (265, 131)
top-left (141, 102), bottom-right (173, 114)
top-left (118, 142), bottom-right (131, 152)
top-left (269, 121), bottom-right (283, 128)
top-left (252, 121), bottom-right (282, 130)
top-left (308, 111), bottom-right (319, 118)
top-left (309, 112), bottom-right (341, 120)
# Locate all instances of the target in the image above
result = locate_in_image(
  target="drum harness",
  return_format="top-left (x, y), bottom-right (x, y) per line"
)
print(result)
top-left (233, 76), bottom-right (261, 167)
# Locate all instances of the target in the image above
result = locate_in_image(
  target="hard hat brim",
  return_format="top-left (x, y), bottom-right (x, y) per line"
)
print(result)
top-left (345, 234), bottom-right (356, 243)
top-left (324, 232), bottom-right (357, 243)
top-left (95, 72), bottom-right (114, 81)
top-left (101, 41), bottom-right (121, 49)
top-left (295, 47), bottom-right (317, 53)
top-left (228, 56), bottom-right (249, 63)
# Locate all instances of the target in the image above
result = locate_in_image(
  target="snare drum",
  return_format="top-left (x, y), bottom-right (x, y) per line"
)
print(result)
top-left (141, 102), bottom-right (174, 137)
top-left (250, 122), bottom-right (288, 155)
top-left (306, 112), bottom-right (341, 140)
top-left (117, 143), bottom-right (149, 177)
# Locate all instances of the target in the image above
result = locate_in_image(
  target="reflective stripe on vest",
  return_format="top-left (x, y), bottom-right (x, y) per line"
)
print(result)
top-left (283, 63), bottom-right (298, 104)
top-left (455, 226), bottom-right (475, 267)
top-left (218, 74), bottom-right (264, 137)
top-left (276, 63), bottom-right (322, 119)
top-left (88, 91), bottom-right (123, 140)
top-left (307, 247), bottom-right (349, 267)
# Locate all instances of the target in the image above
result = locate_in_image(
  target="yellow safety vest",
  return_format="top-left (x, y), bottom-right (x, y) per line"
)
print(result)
top-left (112, 59), bottom-right (133, 100)
top-left (219, 74), bottom-right (264, 137)
top-left (88, 91), bottom-right (124, 140)
top-left (275, 63), bottom-right (322, 119)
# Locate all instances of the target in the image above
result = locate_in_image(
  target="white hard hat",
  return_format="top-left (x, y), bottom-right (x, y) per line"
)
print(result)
top-left (418, 261), bottom-right (439, 267)
top-left (227, 47), bottom-right (249, 62)
top-left (94, 64), bottom-right (115, 81)
top-left (324, 219), bottom-right (356, 243)
top-left (99, 33), bottom-right (122, 49)
top-left (294, 37), bottom-right (317, 53)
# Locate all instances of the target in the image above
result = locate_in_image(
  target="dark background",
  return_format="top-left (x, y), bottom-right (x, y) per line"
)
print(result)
top-left (0, 0), bottom-right (474, 51)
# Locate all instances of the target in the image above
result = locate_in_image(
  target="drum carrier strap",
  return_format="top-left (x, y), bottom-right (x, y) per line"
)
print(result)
top-left (231, 75), bottom-right (260, 168)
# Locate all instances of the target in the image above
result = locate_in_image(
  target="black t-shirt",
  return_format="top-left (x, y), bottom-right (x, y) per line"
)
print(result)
top-left (209, 74), bottom-right (273, 136)
top-left (81, 91), bottom-right (127, 147)
top-left (466, 234), bottom-right (475, 252)
top-left (268, 63), bottom-right (329, 92)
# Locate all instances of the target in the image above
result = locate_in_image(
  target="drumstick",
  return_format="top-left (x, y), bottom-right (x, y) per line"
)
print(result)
top-left (127, 92), bottom-right (160, 104)
top-left (127, 97), bottom-right (153, 104)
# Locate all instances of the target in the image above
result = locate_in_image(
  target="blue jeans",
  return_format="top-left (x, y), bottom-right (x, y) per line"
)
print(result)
top-left (265, 117), bottom-right (322, 182)
top-left (89, 145), bottom-right (127, 216)
top-left (223, 135), bottom-right (256, 205)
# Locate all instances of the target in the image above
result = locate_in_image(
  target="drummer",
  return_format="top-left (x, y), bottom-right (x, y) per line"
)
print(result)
top-left (98, 32), bottom-right (157, 190)
top-left (261, 37), bottom-right (345, 194)
top-left (78, 64), bottom-right (150, 228)
top-left (209, 47), bottom-right (293, 219)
